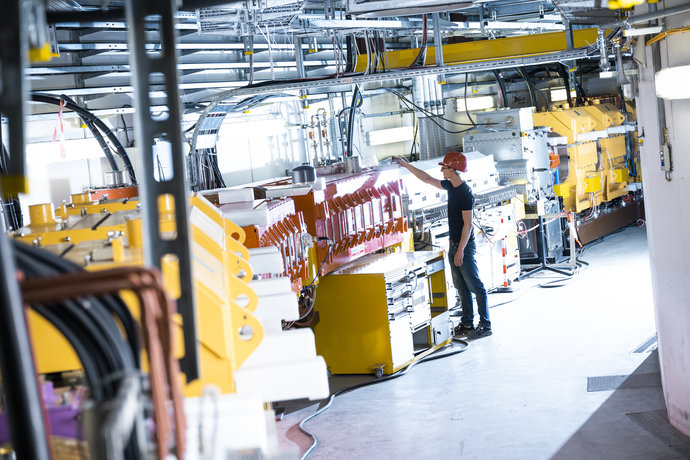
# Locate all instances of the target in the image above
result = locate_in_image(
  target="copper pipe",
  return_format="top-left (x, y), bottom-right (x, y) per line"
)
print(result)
top-left (21, 266), bottom-right (186, 460)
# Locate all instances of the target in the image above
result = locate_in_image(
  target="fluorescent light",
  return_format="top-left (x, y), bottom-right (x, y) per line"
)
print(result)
top-left (484, 21), bottom-right (565, 31)
top-left (455, 95), bottom-right (495, 111)
top-left (367, 126), bottom-right (415, 146)
top-left (218, 118), bottom-right (286, 139)
top-left (550, 88), bottom-right (568, 102)
top-left (623, 26), bottom-right (662, 37)
top-left (656, 65), bottom-right (690, 100)
top-left (26, 138), bottom-right (105, 165)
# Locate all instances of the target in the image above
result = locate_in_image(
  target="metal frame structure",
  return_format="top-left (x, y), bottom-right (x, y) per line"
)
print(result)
top-left (126, 0), bottom-right (199, 381)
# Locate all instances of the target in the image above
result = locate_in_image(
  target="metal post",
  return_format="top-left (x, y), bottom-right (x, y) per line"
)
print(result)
top-left (295, 36), bottom-right (306, 79)
top-left (125, 0), bottom-right (199, 380)
top-left (479, 7), bottom-right (486, 37)
top-left (0, 218), bottom-right (51, 460)
top-left (0, 0), bottom-right (29, 197)
top-left (432, 12), bottom-right (444, 67)
top-left (597, 29), bottom-right (610, 72)
top-left (328, 93), bottom-right (340, 160)
top-left (564, 19), bottom-right (578, 102)
top-left (0, 8), bottom-right (52, 451)
top-left (649, 3), bottom-right (668, 148)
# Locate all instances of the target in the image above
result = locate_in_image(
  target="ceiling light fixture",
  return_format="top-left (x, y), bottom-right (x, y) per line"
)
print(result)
top-left (655, 65), bottom-right (690, 100)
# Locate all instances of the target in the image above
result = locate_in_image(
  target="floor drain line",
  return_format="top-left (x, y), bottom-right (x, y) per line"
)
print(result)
top-left (586, 373), bottom-right (661, 392)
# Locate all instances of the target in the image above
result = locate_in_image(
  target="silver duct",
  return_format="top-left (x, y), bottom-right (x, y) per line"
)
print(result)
top-left (418, 117), bottom-right (445, 160)
top-left (413, 75), bottom-right (445, 160)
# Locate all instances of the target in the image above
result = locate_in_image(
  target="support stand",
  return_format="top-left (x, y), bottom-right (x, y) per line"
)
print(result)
top-left (518, 216), bottom-right (573, 280)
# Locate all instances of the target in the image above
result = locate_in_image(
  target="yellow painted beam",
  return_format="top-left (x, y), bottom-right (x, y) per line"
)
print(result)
top-left (355, 28), bottom-right (600, 72)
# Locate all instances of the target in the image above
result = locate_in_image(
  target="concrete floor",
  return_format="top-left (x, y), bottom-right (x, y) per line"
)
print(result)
top-left (277, 225), bottom-right (690, 459)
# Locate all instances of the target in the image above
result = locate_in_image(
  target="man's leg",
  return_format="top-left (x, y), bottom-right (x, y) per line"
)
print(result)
top-left (459, 241), bottom-right (490, 328)
top-left (449, 243), bottom-right (474, 327)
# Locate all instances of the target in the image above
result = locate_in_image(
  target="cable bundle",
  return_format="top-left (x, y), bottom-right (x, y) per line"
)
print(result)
top-left (188, 94), bottom-right (279, 191)
top-left (12, 240), bottom-right (140, 459)
top-left (31, 94), bottom-right (137, 184)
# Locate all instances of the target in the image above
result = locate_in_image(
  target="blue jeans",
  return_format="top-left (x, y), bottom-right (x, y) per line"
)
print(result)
top-left (448, 240), bottom-right (490, 328)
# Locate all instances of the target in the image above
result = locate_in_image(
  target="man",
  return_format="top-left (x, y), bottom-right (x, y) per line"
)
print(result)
top-left (394, 153), bottom-right (491, 339)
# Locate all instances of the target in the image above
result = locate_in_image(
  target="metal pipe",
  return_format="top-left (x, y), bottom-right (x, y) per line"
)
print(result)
top-left (615, 40), bottom-right (628, 85)
top-left (628, 2), bottom-right (690, 25)
top-left (361, 110), bottom-right (414, 118)
top-left (601, 2), bottom-right (690, 29)
top-left (598, 29), bottom-right (610, 72)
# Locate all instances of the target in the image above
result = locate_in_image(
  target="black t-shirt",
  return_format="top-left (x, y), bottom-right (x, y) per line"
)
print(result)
top-left (441, 180), bottom-right (474, 244)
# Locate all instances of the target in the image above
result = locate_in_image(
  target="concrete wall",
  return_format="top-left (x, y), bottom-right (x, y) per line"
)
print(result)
top-left (634, 0), bottom-right (690, 437)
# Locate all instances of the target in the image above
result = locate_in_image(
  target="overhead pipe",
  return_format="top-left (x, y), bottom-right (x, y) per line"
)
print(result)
top-left (600, 2), bottom-right (690, 29)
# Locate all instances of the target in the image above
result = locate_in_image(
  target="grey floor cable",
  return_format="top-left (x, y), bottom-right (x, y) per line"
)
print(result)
top-left (298, 339), bottom-right (470, 459)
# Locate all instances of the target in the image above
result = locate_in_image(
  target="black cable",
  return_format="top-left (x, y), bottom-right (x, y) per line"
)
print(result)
top-left (15, 248), bottom-right (135, 374)
top-left (13, 241), bottom-right (140, 368)
top-left (558, 64), bottom-right (575, 107)
top-left (31, 94), bottom-right (137, 184)
top-left (12, 241), bottom-right (140, 459)
top-left (299, 340), bottom-right (470, 459)
top-left (384, 88), bottom-right (493, 127)
top-left (13, 252), bottom-right (113, 399)
top-left (305, 242), bottom-right (334, 289)
top-left (345, 85), bottom-right (361, 157)
top-left (120, 112), bottom-right (131, 148)
top-left (464, 73), bottom-right (478, 128)
top-left (516, 68), bottom-right (548, 110)
top-left (409, 14), bottom-right (428, 68)
top-left (493, 70), bottom-right (507, 108)
top-left (391, 90), bottom-right (475, 135)
top-left (345, 34), bottom-right (355, 74)
top-left (519, 68), bottom-right (536, 107)
top-left (58, 94), bottom-right (120, 174)
top-left (409, 119), bottom-right (419, 158)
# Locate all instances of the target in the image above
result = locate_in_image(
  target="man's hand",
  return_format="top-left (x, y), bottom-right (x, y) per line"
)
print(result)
top-left (454, 248), bottom-right (464, 267)
top-left (393, 157), bottom-right (409, 168)
top-left (393, 156), bottom-right (443, 189)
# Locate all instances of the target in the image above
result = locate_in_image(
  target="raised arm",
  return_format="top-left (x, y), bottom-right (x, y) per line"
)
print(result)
top-left (393, 157), bottom-right (443, 189)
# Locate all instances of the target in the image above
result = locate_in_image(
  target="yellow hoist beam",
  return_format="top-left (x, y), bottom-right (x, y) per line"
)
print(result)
top-left (355, 28), bottom-right (600, 72)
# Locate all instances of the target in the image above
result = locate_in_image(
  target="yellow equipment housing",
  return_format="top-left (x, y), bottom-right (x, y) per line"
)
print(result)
top-left (313, 251), bottom-right (452, 375)
top-left (533, 101), bottom-right (634, 213)
top-left (19, 193), bottom-right (265, 397)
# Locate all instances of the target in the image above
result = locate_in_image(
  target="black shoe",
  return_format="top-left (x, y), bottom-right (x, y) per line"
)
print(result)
top-left (454, 323), bottom-right (474, 335)
top-left (468, 325), bottom-right (492, 339)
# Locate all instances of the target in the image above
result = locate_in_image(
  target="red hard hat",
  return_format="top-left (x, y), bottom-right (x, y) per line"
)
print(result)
top-left (438, 152), bottom-right (467, 172)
